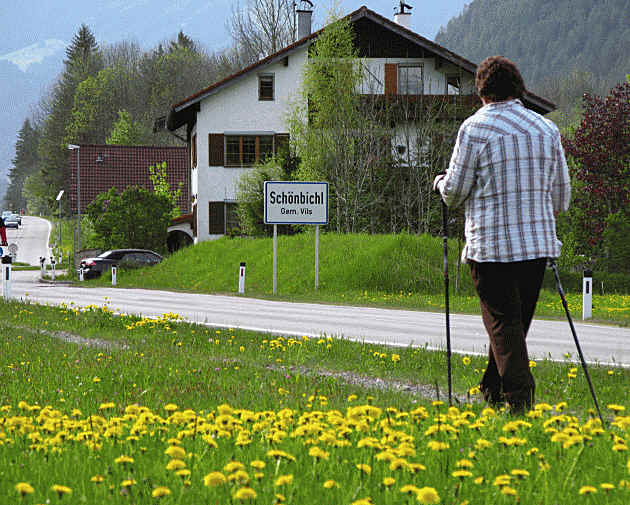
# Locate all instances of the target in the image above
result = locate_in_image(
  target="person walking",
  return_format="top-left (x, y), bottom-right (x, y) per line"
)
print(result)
top-left (433, 56), bottom-right (571, 414)
top-left (0, 215), bottom-right (7, 246)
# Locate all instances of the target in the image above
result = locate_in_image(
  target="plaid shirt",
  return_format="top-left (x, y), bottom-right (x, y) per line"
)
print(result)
top-left (438, 99), bottom-right (571, 263)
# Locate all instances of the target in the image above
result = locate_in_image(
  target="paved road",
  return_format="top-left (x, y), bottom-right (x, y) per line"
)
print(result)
top-left (4, 216), bottom-right (51, 265)
top-left (4, 217), bottom-right (630, 366)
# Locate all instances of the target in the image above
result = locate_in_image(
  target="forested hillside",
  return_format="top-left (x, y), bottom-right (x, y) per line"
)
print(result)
top-left (435, 0), bottom-right (630, 94)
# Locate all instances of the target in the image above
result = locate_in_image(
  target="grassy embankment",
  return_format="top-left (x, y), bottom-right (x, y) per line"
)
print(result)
top-left (1, 299), bottom-right (629, 504)
top-left (83, 232), bottom-right (630, 326)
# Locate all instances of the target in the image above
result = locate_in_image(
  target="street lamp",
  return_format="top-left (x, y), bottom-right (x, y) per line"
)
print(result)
top-left (67, 144), bottom-right (81, 251)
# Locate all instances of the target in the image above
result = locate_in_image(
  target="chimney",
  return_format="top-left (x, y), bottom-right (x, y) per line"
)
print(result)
top-left (394, 1), bottom-right (412, 30)
top-left (296, 0), bottom-right (313, 40)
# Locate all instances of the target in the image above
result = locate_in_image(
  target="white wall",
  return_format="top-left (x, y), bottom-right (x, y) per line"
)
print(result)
top-left (193, 47), bottom-right (308, 243)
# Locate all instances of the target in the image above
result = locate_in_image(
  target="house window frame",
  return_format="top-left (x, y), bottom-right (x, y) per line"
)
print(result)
top-left (398, 63), bottom-right (424, 95)
top-left (209, 200), bottom-right (239, 235)
top-left (258, 73), bottom-right (275, 101)
top-left (446, 74), bottom-right (461, 95)
top-left (224, 134), bottom-right (275, 167)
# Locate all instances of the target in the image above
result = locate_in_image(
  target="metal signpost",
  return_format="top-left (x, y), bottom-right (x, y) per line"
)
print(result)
top-left (264, 181), bottom-right (329, 294)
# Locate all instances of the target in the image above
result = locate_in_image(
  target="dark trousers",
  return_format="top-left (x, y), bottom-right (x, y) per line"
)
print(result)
top-left (469, 258), bottom-right (547, 413)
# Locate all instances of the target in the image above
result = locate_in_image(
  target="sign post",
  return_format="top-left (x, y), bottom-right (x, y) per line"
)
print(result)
top-left (264, 181), bottom-right (329, 294)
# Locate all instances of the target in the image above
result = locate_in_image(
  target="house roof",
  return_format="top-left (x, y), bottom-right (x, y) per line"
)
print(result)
top-left (167, 5), bottom-right (555, 131)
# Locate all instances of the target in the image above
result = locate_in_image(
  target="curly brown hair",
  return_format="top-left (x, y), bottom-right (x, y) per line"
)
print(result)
top-left (475, 56), bottom-right (525, 101)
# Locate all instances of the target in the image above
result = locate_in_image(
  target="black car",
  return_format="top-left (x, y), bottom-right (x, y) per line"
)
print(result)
top-left (79, 249), bottom-right (163, 279)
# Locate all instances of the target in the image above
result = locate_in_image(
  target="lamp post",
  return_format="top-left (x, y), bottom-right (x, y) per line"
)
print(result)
top-left (67, 144), bottom-right (80, 251)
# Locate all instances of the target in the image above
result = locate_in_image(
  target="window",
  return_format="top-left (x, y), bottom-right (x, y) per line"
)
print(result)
top-left (209, 201), bottom-right (239, 235)
top-left (259, 74), bottom-right (274, 101)
top-left (224, 135), bottom-right (275, 167)
top-left (446, 74), bottom-right (461, 95)
top-left (398, 65), bottom-right (423, 95)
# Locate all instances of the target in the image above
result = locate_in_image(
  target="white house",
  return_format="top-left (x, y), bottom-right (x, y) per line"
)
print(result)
top-left (166, 4), bottom-right (555, 244)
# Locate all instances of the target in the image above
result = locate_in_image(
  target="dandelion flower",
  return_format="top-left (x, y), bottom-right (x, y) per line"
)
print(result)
top-left (164, 445), bottom-right (186, 458)
top-left (165, 459), bottom-right (186, 471)
top-left (274, 474), bottom-right (293, 486)
top-left (15, 482), bottom-right (34, 496)
top-left (501, 486), bottom-right (517, 496)
top-left (400, 484), bottom-right (421, 495)
top-left (115, 455), bottom-right (134, 465)
top-left (121, 479), bottom-right (137, 487)
top-left (204, 472), bottom-right (226, 487)
top-left (233, 487), bottom-right (257, 501)
top-left (250, 460), bottom-right (266, 470)
top-left (416, 486), bottom-right (441, 504)
top-left (383, 477), bottom-right (396, 487)
top-left (579, 486), bottom-right (597, 495)
top-left (452, 470), bottom-right (473, 479)
top-left (462, 356), bottom-right (471, 365)
top-left (323, 480), bottom-right (338, 489)
top-left (152, 486), bottom-right (171, 498)
top-left (51, 485), bottom-right (72, 497)
top-left (224, 461), bottom-right (245, 473)
top-left (356, 463), bottom-right (371, 474)
top-left (601, 483), bottom-right (615, 491)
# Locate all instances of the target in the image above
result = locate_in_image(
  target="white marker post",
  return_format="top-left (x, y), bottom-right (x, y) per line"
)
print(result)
top-left (79, 268), bottom-right (84, 282)
top-left (40, 257), bottom-right (46, 278)
top-left (583, 269), bottom-right (593, 320)
top-left (111, 266), bottom-right (117, 286)
top-left (2, 256), bottom-right (12, 299)
top-left (264, 181), bottom-right (329, 294)
top-left (51, 257), bottom-right (56, 281)
top-left (238, 262), bottom-right (246, 293)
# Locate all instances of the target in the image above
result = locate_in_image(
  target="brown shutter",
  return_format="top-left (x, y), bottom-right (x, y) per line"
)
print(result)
top-left (274, 133), bottom-right (290, 156)
top-left (384, 63), bottom-right (398, 96)
top-left (209, 201), bottom-right (225, 234)
top-left (192, 134), bottom-right (197, 168)
top-left (192, 202), bottom-right (198, 238)
top-left (208, 134), bottom-right (224, 166)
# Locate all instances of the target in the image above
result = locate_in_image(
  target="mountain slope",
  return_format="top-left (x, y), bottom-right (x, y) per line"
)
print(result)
top-left (434, 0), bottom-right (630, 91)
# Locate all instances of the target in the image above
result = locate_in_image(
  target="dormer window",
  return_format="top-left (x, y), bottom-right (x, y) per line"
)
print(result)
top-left (259, 74), bottom-right (274, 101)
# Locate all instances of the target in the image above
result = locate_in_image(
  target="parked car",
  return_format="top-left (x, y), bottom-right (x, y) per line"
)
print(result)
top-left (79, 249), bottom-right (163, 279)
top-left (4, 215), bottom-right (19, 229)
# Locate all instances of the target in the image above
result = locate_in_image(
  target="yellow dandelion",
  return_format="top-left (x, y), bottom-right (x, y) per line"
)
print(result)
top-left (15, 482), bottom-right (34, 496)
top-left (164, 446), bottom-right (186, 459)
top-left (224, 461), bottom-right (245, 473)
top-left (383, 477), bottom-right (396, 487)
top-left (579, 486), bottom-right (597, 495)
top-left (323, 480), bottom-right (338, 489)
top-left (601, 483), bottom-right (615, 491)
top-left (501, 486), bottom-right (517, 496)
top-left (91, 475), bottom-right (105, 484)
top-left (462, 356), bottom-right (471, 365)
top-left (233, 487), bottom-right (257, 501)
top-left (204, 472), bottom-right (226, 487)
top-left (152, 486), bottom-right (171, 498)
top-left (250, 460), bottom-right (266, 470)
top-left (114, 455), bottom-right (134, 465)
top-left (121, 479), bottom-right (137, 487)
top-left (452, 470), bottom-right (473, 479)
top-left (511, 469), bottom-right (530, 479)
top-left (416, 486), bottom-right (441, 504)
top-left (51, 485), bottom-right (72, 497)
top-left (274, 474), bottom-right (293, 486)
top-left (356, 463), bottom-right (372, 474)
top-left (165, 459), bottom-right (186, 471)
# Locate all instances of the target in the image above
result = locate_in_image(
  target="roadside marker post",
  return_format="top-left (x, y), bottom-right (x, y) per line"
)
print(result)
top-left (2, 255), bottom-right (12, 299)
top-left (264, 181), bottom-right (329, 294)
top-left (40, 257), bottom-right (46, 278)
top-left (79, 268), bottom-right (84, 282)
top-left (111, 266), bottom-right (117, 286)
top-left (583, 269), bottom-right (593, 320)
top-left (51, 257), bottom-right (56, 281)
top-left (238, 262), bottom-right (246, 293)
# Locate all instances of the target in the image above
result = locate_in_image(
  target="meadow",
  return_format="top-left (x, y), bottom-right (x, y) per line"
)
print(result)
top-left (2, 299), bottom-right (630, 504)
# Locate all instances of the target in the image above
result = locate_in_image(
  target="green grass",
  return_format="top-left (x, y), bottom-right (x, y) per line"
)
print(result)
top-left (79, 232), bottom-right (630, 326)
top-left (1, 299), bottom-right (630, 504)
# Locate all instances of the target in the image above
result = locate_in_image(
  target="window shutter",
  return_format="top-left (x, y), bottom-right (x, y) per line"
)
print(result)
top-left (209, 201), bottom-right (225, 234)
top-left (192, 202), bottom-right (198, 238)
top-left (209, 134), bottom-right (224, 166)
top-left (384, 63), bottom-right (398, 96)
top-left (192, 134), bottom-right (197, 168)
top-left (274, 133), bottom-right (290, 156)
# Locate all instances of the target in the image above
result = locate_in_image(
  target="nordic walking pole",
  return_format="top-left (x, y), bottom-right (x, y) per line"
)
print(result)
top-left (441, 200), bottom-right (453, 406)
top-left (550, 260), bottom-right (604, 425)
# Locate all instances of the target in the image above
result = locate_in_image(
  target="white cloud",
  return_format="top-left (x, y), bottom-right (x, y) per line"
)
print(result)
top-left (0, 39), bottom-right (66, 72)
